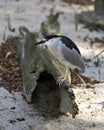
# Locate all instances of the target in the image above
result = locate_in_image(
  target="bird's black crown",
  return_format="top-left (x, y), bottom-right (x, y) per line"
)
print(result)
top-left (44, 35), bottom-right (59, 40)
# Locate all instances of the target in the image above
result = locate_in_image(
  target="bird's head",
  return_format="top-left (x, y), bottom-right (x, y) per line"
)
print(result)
top-left (35, 35), bottom-right (59, 45)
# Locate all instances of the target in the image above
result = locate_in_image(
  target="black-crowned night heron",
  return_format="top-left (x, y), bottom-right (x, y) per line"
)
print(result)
top-left (36, 35), bottom-right (85, 85)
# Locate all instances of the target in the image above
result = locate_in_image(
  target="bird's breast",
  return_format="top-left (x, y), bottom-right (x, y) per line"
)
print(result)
top-left (46, 38), bottom-right (61, 57)
top-left (46, 39), bottom-right (68, 65)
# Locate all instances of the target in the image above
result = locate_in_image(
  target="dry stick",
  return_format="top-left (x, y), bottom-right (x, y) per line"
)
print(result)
top-left (72, 70), bottom-right (86, 85)
top-left (2, 26), bottom-right (7, 41)
top-left (92, 49), bottom-right (104, 59)
top-left (6, 15), bottom-right (15, 32)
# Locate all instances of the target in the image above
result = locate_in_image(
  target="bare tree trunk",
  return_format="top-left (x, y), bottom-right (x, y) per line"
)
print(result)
top-left (18, 26), bottom-right (79, 118)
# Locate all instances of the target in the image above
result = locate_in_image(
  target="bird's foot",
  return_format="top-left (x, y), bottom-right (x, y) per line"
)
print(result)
top-left (56, 76), bottom-right (66, 87)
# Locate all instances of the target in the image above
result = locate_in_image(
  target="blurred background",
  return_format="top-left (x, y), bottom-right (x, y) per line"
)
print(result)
top-left (0, 1), bottom-right (104, 130)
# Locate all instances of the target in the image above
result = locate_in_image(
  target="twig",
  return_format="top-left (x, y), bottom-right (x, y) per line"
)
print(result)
top-left (2, 26), bottom-right (7, 41)
top-left (72, 70), bottom-right (86, 85)
top-left (5, 14), bottom-right (15, 32)
top-left (92, 49), bottom-right (104, 59)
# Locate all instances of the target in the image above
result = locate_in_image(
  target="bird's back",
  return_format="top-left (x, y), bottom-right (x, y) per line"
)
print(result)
top-left (60, 36), bottom-right (81, 55)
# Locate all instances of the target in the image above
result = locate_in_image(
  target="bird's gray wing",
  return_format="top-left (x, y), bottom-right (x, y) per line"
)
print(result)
top-left (59, 43), bottom-right (85, 72)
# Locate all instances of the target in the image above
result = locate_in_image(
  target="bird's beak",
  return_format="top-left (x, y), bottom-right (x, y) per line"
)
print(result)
top-left (35, 39), bottom-right (46, 45)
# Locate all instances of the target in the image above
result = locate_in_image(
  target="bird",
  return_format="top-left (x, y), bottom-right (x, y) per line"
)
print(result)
top-left (35, 35), bottom-right (85, 85)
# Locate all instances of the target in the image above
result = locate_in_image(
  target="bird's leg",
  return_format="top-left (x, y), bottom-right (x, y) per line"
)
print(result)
top-left (67, 68), bottom-right (71, 84)
top-left (56, 67), bottom-right (71, 87)
top-left (64, 67), bottom-right (71, 84)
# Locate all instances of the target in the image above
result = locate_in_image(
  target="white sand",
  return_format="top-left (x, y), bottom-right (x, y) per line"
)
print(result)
top-left (0, 0), bottom-right (104, 129)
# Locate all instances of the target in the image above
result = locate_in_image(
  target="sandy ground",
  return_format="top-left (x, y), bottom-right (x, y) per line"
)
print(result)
top-left (0, 0), bottom-right (104, 130)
